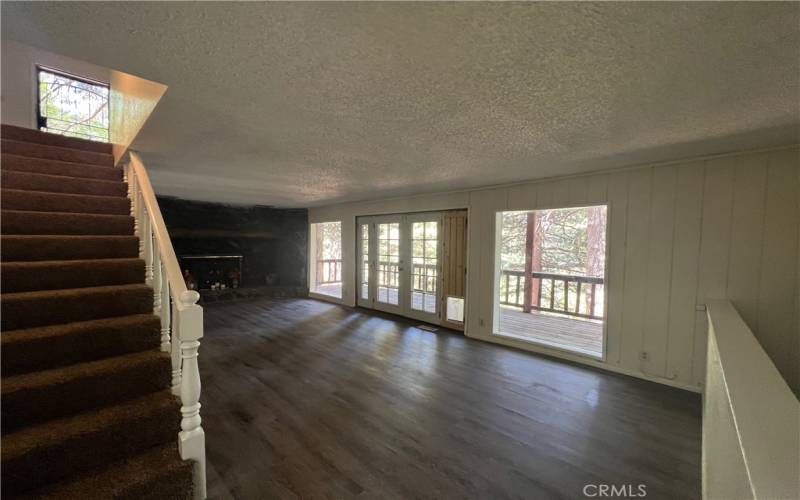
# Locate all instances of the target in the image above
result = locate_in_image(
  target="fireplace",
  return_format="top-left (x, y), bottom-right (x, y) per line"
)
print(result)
top-left (179, 255), bottom-right (243, 291)
top-left (159, 196), bottom-right (309, 303)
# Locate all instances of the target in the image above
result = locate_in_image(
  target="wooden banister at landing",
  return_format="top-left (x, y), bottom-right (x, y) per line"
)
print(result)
top-left (125, 152), bottom-right (207, 500)
top-left (499, 269), bottom-right (604, 319)
top-left (704, 300), bottom-right (799, 500)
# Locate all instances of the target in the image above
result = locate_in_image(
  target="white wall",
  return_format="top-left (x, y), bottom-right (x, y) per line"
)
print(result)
top-left (309, 147), bottom-right (800, 393)
top-left (703, 300), bottom-right (799, 500)
top-left (1, 40), bottom-right (167, 162)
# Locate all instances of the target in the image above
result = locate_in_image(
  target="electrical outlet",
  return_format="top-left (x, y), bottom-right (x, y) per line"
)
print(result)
top-left (479, 318), bottom-right (485, 327)
top-left (640, 351), bottom-right (649, 361)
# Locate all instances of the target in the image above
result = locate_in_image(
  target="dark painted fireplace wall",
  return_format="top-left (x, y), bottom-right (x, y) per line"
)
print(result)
top-left (157, 196), bottom-right (308, 289)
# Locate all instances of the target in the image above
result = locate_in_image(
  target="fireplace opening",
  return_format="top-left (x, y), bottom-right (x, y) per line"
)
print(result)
top-left (179, 255), bottom-right (243, 292)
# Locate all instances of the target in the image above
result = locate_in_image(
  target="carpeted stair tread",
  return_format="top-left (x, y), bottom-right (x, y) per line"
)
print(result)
top-left (2, 235), bottom-right (139, 261)
top-left (2, 350), bottom-right (171, 434)
top-left (24, 443), bottom-right (193, 500)
top-left (2, 314), bottom-right (161, 376)
top-left (1, 391), bottom-right (180, 496)
top-left (2, 258), bottom-right (145, 292)
top-left (1, 188), bottom-right (130, 215)
top-left (1, 153), bottom-right (122, 181)
top-left (1, 124), bottom-right (113, 154)
top-left (2, 284), bottom-right (154, 330)
top-left (2, 209), bottom-right (134, 235)
top-left (2, 169), bottom-right (127, 197)
top-left (1, 138), bottom-right (113, 166)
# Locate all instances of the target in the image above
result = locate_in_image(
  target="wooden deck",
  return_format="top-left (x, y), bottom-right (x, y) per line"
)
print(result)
top-left (314, 283), bottom-right (342, 298)
top-left (498, 306), bottom-right (603, 357)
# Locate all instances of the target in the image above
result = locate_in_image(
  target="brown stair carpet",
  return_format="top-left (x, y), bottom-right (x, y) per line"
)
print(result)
top-left (1, 125), bottom-right (192, 499)
top-left (1, 138), bottom-right (113, 166)
top-left (2, 169), bottom-right (128, 196)
top-left (2, 188), bottom-right (131, 215)
top-left (2, 154), bottom-right (123, 181)
top-left (2, 235), bottom-right (139, 261)
top-left (2, 209), bottom-right (134, 235)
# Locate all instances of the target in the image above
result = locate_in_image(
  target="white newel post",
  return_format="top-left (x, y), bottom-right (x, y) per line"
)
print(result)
top-left (178, 290), bottom-right (206, 500)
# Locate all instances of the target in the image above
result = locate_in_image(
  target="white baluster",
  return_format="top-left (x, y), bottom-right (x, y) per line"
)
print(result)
top-left (178, 290), bottom-right (206, 500)
top-left (143, 212), bottom-right (153, 285)
top-left (160, 279), bottom-right (171, 352)
top-left (137, 190), bottom-right (145, 257)
top-left (130, 165), bottom-right (138, 235)
top-left (171, 299), bottom-right (182, 394)
top-left (153, 242), bottom-right (162, 312)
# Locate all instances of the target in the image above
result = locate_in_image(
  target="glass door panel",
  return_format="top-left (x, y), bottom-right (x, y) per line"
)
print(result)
top-left (377, 222), bottom-right (400, 305)
top-left (357, 222), bottom-right (371, 306)
top-left (372, 216), bottom-right (404, 315)
top-left (358, 213), bottom-right (443, 324)
top-left (406, 213), bottom-right (442, 323)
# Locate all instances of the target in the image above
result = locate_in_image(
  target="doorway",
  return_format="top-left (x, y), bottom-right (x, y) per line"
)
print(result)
top-left (358, 210), bottom-right (466, 327)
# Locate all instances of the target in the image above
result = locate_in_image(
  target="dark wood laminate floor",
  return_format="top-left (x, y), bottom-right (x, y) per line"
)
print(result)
top-left (201, 298), bottom-right (701, 500)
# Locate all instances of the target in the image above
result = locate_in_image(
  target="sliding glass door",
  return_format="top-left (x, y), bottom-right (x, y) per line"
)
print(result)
top-left (357, 212), bottom-right (443, 324)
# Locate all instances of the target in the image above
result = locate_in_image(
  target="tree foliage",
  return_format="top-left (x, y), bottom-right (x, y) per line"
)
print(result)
top-left (500, 207), bottom-right (606, 277)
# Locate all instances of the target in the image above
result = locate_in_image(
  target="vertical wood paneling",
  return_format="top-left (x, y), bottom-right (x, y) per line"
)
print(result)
top-left (727, 153), bottom-right (769, 330)
top-left (567, 176), bottom-right (589, 204)
top-left (756, 149), bottom-right (799, 392)
top-left (466, 193), bottom-right (483, 334)
top-left (585, 174), bottom-right (609, 206)
top-left (535, 182), bottom-right (554, 209)
top-left (443, 210), bottom-right (468, 331)
top-left (507, 183), bottom-right (537, 211)
top-left (692, 157), bottom-right (736, 384)
top-left (666, 162), bottom-right (705, 385)
top-left (456, 213), bottom-right (465, 294)
top-left (620, 168), bottom-right (653, 368)
top-left (551, 180), bottom-right (570, 207)
top-left (604, 171), bottom-right (630, 365)
top-left (642, 166), bottom-right (678, 377)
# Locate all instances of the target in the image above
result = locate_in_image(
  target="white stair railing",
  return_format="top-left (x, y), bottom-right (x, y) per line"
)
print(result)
top-left (124, 151), bottom-right (207, 500)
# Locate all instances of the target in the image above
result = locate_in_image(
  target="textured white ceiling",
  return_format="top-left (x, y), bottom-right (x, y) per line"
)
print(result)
top-left (2, 2), bottom-right (799, 207)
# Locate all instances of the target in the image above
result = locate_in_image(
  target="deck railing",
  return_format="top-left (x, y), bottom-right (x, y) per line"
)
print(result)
top-left (499, 269), bottom-right (604, 319)
top-left (126, 152), bottom-right (206, 499)
top-left (316, 259), bottom-right (342, 284)
top-left (704, 300), bottom-right (799, 500)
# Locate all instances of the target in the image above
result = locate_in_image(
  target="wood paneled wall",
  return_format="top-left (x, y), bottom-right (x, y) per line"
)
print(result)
top-left (309, 147), bottom-right (799, 393)
top-left (442, 210), bottom-right (468, 330)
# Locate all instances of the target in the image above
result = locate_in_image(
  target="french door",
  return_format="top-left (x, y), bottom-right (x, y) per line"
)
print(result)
top-left (357, 212), bottom-right (443, 324)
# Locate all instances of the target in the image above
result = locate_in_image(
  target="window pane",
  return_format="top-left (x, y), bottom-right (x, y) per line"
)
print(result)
top-left (312, 221), bottom-right (342, 298)
top-left (425, 222), bottom-right (437, 239)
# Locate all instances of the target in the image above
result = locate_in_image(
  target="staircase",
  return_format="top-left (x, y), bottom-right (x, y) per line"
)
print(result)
top-left (1, 125), bottom-right (196, 499)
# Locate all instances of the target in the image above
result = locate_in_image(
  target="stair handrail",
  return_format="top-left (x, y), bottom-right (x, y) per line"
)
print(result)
top-left (125, 151), bottom-right (207, 500)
